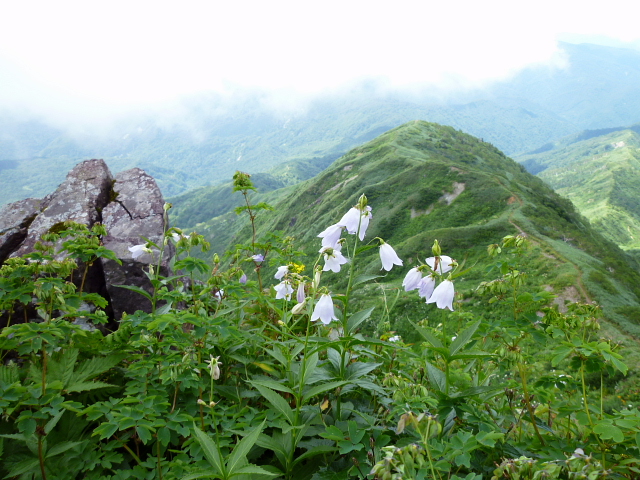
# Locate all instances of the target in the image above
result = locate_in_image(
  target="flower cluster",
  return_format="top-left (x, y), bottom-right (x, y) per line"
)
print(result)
top-left (403, 254), bottom-right (457, 311)
top-left (270, 194), bottom-right (455, 327)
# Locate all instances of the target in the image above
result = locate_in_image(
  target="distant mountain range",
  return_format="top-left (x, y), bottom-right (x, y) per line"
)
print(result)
top-left (170, 121), bottom-right (640, 339)
top-left (3, 42), bottom-right (640, 205)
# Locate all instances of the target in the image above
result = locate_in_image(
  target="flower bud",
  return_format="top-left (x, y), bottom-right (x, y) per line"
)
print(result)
top-left (431, 239), bottom-right (441, 257)
top-left (357, 193), bottom-right (368, 210)
top-left (212, 253), bottom-right (220, 264)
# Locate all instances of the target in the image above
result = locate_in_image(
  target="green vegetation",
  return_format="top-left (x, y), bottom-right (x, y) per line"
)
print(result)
top-left (2, 171), bottom-right (640, 478)
top-left (518, 127), bottom-right (640, 253)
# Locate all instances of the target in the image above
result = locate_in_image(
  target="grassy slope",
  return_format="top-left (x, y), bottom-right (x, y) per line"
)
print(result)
top-left (518, 128), bottom-right (640, 253)
top-left (172, 121), bottom-right (640, 344)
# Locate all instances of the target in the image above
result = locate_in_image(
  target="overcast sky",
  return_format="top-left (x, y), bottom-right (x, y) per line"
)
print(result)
top-left (1, 0), bottom-right (639, 125)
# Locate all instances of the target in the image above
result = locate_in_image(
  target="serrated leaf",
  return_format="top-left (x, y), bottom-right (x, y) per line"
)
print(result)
top-left (303, 381), bottom-right (348, 402)
top-left (232, 464), bottom-right (279, 477)
top-left (227, 421), bottom-right (265, 476)
top-left (250, 379), bottom-right (294, 395)
top-left (425, 362), bottom-right (446, 393)
top-left (193, 426), bottom-right (224, 476)
top-left (94, 422), bottom-right (118, 439)
top-left (411, 321), bottom-right (443, 349)
top-left (47, 440), bottom-right (84, 458)
top-left (254, 384), bottom-right (294, 424)
top-left (66, 381), bottom-right (116, 393)
top-left (449, 320), bottom-right (481, 357)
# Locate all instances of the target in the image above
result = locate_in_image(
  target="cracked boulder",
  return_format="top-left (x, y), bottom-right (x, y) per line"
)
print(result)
top-left (101, 168), bottom-right (173, 319)
top-left (12, 159), bottom-right (113, 258)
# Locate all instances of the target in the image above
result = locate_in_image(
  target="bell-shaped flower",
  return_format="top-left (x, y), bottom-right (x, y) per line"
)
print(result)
top-left (311, 294), bottom-right (338, 325)
top-left (214, 289), bottom-right (224, 301)
top-left (206, 355), bottom-right (222, 380)
top-left (318, 224), bottom-right (344, 249)
top-left (417, 276), bottom-right (436, 300)
top-left (379, 242), bottom-right (403, 271)
top-left (320, 246), bottom-right (348, 273)
top-left (252, 254), bottom-right (264, 262)
top-left (296, 282), bottom-right (306, 304)
top-left (129, 244), bottom-right (151, 260)
top-left (425, 255), bottom-right (454, 275)
top-left (274, 265), bottom-right (289, 280)
top-left (274, 280), bottom-right (294, 300)
top-left (403, 267), bottom-right (423, 291)
top-left (239, 273), bottom-right (247, 284)
top-left (426, 280), bottom-right (455, 311)
top-left (337, 206), bottom-right (372, 240)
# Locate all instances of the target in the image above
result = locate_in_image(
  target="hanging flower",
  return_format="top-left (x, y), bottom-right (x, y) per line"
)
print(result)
top-left (403, 267), bottom-right (423, 291)
top-left (214, 289), bottom-right (224, 301)
top-left (388, 335), bottom-right (401, 343)
top-left (239, 273), bottom-right (247, 284)
top-left (426, 280), bottom-right (455, 311)
top-left (417, 276), bottom-right (436, 300)
top-left (320, 246), bottom-right (348, 273)
top-left (274, 280), bottom-right (294, 300)
top-left (296, 282), bottom-right (306, 304)
top-left (172, 232), bottom-right (190, 243)
top-left (337, 206), bottom-right (372, 240)
top-left (252, 254), bottom-right (264, 262)
top-left (379, 242), bottom-right (403, 271)
top-left (128, 244), bottom-right (151, 260)
top-left (274, 265), bottom-right (289, 280)
top-left (425, 255), bottom-right (454, 274)
top-left (318, 224), bottom-right (344, 249)
top-left (311, 294), bottom-right (338, 325)
top-left (206, 355), bottom-right (222, 380)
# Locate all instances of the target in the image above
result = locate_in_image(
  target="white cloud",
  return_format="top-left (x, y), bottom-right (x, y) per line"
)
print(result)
top-left (0, 0), bottom-right (639, 123)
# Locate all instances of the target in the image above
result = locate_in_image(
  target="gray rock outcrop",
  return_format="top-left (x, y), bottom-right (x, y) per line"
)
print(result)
top-left (101, 168), bottom-right (172, 319)
top-left (13, 159), bottom-right (113, 257)
top-left (0, 159), bottom-right (173, 323)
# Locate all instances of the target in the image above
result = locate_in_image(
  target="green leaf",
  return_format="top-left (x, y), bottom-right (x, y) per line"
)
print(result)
top-left (250, 379), bottom-right (294, 395)
top-left (5, 458), bottom-right (40, 478)
top-left (253, 384), bottom-right (295, 424)
top-left (232, 464), bottom-right (279, 477)
top-left (303, 381), bottom-right (349, 402)
top-left (410, 321), bottom-right (443, 349)
top-left (300, 352), bottom-right (319, 388)
top-left (113, 284), bottom-right (153, 302)
top-left (46, 440), bottom-right (84, 458)
top-left (425, 362), bottom-right (446, 393)
top-left (449, 320), bottom-right (481, 357)
top-left (347, 307), bottom-right (375, 334)
top-left (593, 422), bottom-right (625, 443)
top-left (181, 468), bottom-right (223, 480)
top-left (136, 425), bottom-right (153, 444)
top-left (94, 422), bottom-right (118, 439)
top-left (227, 421), bottom-right (266, 476)
top-left (193, 426), bottom-right (224, 477)
top-left (352, 274), bottom-right (385, 287)
top-left (44, 410), bottom-right (64, 435)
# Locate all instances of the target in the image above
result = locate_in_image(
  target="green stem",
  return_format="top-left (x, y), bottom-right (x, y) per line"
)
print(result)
top-left (517, 363), bottom-right (545, 445)
top-left (243, 191), bottom-right (263, 291)
top-left (37, 430), bottom-right (47, 480)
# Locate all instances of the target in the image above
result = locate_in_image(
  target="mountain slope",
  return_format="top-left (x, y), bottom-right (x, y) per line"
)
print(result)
top-left (172, 121), bottom-right (640, 339)
top-left (517, 127), bottom-right (640, 252)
